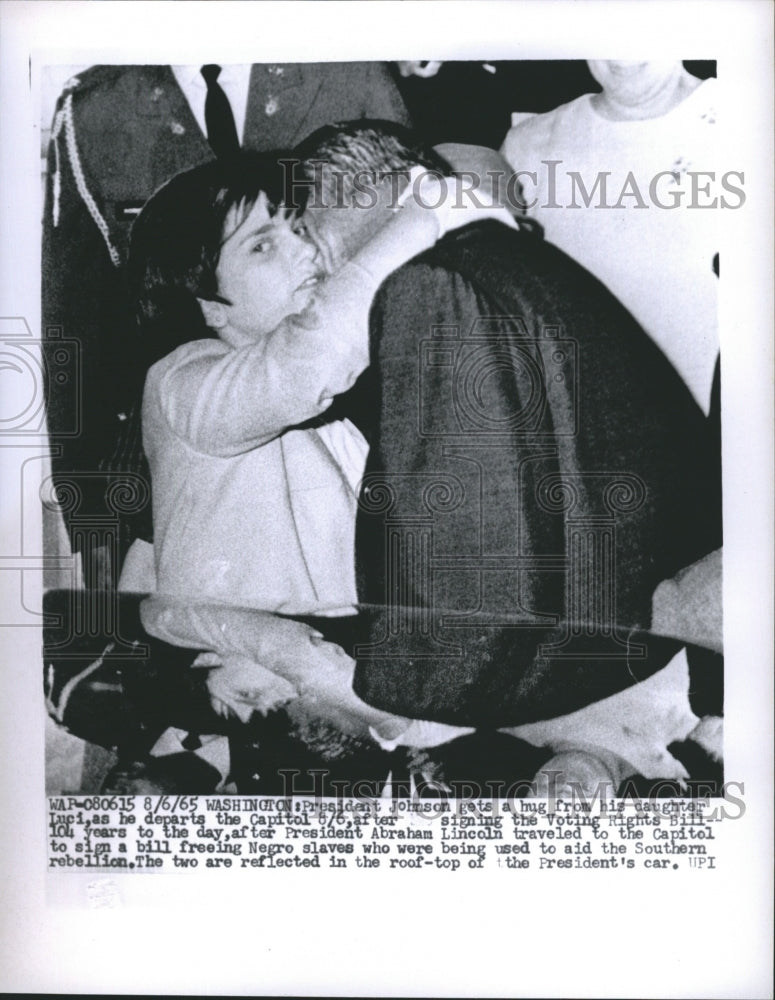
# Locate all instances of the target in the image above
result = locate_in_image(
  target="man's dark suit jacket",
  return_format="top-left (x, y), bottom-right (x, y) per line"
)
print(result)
top-left (42, 63), bottom-right (409, 570)
top-left (349, 221), bottom-right (721, 728)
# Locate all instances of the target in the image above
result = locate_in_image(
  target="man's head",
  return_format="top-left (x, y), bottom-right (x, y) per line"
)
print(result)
top-left (130, 151), bottom-right (322, 352)
top-left (296, 120), bottom-right (451, 271)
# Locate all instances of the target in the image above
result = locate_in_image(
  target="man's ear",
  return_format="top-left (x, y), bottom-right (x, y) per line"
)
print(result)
top-left (197, 297), bottom-right (228, 330)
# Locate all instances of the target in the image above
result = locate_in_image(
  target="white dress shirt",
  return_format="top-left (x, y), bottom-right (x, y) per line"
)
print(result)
top-left (172, 64), bottom-right (252, 144)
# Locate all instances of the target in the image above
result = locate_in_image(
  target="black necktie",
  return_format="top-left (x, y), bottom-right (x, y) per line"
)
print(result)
top-left (201, 64), bottom-right (240, 160)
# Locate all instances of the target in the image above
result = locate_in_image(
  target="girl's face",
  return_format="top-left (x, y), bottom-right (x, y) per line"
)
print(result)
top-left (210, 192), bottom-right (324, 347)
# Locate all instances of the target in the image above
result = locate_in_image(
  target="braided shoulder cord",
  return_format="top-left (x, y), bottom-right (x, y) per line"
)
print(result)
top-left (50, 91), bottom-right (121, 268)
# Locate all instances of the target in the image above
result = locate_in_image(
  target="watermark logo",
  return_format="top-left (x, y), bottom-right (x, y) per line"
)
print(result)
top-left (281, 158), bottom-right (746, 213)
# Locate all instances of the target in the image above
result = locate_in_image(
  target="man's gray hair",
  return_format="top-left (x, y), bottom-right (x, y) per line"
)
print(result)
top-left (296, 119), bottom-right (451, 178)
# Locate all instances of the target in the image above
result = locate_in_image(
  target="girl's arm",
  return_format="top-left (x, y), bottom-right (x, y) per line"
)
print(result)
top-left (153, 175), bottom-right (514, 456)
top-left (140, 595), bottom-right (410, 736)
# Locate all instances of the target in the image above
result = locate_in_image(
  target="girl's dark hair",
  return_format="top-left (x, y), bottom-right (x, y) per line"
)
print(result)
top-left (128, 150), bottom-right (307, 360)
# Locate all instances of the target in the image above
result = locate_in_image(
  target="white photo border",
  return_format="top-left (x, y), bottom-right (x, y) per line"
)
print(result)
top-left (1, 2), bottom-right (772, 996)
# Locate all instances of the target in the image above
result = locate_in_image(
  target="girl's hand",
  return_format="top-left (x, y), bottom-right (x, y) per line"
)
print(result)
top-left (399, 165), bottom-right (518, 237)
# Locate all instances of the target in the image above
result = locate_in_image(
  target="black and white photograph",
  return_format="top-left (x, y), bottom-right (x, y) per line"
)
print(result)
top-left (1, 2), bottom-right (772, 997)
top-left (39, 53), bottom-right (726, 800)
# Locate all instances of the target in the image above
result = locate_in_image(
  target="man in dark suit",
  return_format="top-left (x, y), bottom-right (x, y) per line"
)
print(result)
top-left (42, 63), bottom-right (409, 587)
top-left (298, 122), bottom-right (721, 731)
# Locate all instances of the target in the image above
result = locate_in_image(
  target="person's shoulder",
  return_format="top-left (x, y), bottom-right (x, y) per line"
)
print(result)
top-left (501, 95), bottom-right (589, 161)
top-left (380, 222), bottom-right (534, 290)
top-left (389, 218), bottom-right (616, 303)
top-left (55, 65), bottom-right (169, 117)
